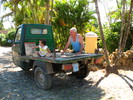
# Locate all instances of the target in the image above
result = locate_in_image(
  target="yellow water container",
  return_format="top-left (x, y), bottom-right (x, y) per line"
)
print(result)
top-left (85, 32), bottom-right (98, 53)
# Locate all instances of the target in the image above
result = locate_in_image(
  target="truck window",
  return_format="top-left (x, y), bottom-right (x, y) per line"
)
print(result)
top-left (15, 28), bottom-right (21, 42)
top-left (31, 28), bottom-right (47, 34)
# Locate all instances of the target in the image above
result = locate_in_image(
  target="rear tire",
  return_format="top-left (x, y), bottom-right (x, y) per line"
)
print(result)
top-left (34, 66), bottom-right (52, 90)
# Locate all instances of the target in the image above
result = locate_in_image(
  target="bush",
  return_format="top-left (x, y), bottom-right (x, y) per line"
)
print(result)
top-left (98, 28), bottom-right (120, 53)
top-left (0, 29), bottom-right (15, 46)
top-left (98, 21), bottom-right (132, 53)
top-left (110, 22), bottom-right (132, 52)
top-left (6, 30), bottom-right (15, 41)
top-left (0, 33), bottom-right (6, 46)
top-left (106, 32), bottom-right (120, 53)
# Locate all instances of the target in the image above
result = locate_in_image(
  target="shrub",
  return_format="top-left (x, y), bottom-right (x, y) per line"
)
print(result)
top-left (6, 30), bottom-right (15, 41)
top-left (98, 21), bottom-right (132, 53)
top-left (0, 29), bottom-right (15, 46)
top-left (98, 29), bottom-right (120, 53)
top-left (0, 33), bottom-right (6, 46)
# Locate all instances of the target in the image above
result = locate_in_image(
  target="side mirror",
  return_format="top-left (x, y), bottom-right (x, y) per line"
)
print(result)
top-left (8, 40), bottom-right (13, 43)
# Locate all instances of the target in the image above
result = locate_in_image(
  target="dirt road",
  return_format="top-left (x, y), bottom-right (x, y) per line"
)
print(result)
top-left (0, 47), bottom-right (133, 100)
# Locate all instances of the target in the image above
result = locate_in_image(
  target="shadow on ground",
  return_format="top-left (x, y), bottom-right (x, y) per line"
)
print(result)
top-left (0, 52), bottom-right (12, 65)
top-left (118, 74), bottom-right (133, 91)
top-left (0, 69), bottom-right (105, 100)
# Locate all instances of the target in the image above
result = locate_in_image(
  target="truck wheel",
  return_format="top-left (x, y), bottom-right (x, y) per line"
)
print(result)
top-left (34, 66), bottom-right (52, 90)
top-left (73, 66), bottom-right (89, 79)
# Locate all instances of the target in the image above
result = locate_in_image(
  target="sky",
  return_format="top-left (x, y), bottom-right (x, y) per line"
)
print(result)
top-left (90, 0), bottom-right (117, 23)
top-left (0, 5), bottom-right (14, 29)
top-left (0, 0), bottom-right (117, 29)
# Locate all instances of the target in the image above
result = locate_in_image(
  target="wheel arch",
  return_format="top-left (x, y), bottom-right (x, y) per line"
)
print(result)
top-left (33, 61), bottom-right (53, 74)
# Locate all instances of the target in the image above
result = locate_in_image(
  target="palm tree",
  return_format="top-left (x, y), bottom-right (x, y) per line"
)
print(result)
top-left (1, 0), bottom-right (53, 26)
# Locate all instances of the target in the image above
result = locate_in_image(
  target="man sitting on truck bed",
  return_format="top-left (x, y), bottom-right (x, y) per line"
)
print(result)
top-left (32, 39), bottom-right (51, 57)
top-left (61, 27), bottom-right (84, 54)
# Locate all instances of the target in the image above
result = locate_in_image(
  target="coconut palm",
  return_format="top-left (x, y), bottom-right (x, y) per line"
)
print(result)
top-left (1, 0), bottom-right (53, 26)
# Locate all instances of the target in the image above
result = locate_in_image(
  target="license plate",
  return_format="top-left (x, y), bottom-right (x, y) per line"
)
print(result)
top-left (62, 64), bottom-right (72, 70)
top-left (72, 63), bottom-right (79, 72)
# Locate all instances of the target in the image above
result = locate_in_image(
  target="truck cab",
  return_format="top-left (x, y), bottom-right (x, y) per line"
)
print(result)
top-left (12, 24), bottom-right (54, 71)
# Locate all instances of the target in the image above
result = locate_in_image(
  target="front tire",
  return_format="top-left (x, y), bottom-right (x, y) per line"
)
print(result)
top-left (34, 66), bottom-right (52, 90)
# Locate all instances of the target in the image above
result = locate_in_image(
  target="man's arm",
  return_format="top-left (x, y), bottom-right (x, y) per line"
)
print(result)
top-left (77, 34), bottom-right (84, 53)
top-left (61, 36), bottom-right (71, 54)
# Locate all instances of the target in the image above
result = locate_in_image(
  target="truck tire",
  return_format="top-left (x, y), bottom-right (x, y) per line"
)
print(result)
top-left (34, 66), bottom-right (52, 90)
top-left (73, 66), bottom-right (89, 79)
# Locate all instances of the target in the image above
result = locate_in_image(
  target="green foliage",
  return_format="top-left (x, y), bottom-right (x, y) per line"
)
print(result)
top-left (6, 29), bottom-right (16, 40)
top-left (2, 0), bottom-right (97, 49)
top-left (52, 0), bottom-right (96, 49)
top-left (0, 20), bottom-right (4, 30)
top-left (110, 21), bottom-right (121, 33)
top-left (0, 33), bottom-right (6, 46)
top-left (106, 32), bottom-right (120, 53)
top-left (98, 28), bottom-right (120, 53)
top-left (0, 33), bottom-right (6, 41)
top-left (0, 29), bottom-right (15, 46)
top-left (2, 0), bottom-right (48, 26)
top-left (110, 21), bottom-right (132, 51)
top-left (98, 21), bottom-right (132, 53)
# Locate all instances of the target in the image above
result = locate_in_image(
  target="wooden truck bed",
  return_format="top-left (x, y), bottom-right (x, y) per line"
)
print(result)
top-left (20, 53), bottom-right (103, 64)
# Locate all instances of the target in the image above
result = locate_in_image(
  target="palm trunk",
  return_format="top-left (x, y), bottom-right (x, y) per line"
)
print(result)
top-left (44, 0), bottom-right (50, 25)
top-left (94, 0), bottom-right (112, 75)
top-left (50, 0), bottom-right (54, 25)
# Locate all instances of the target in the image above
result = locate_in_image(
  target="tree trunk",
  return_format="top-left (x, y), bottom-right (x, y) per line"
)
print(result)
top-left (129, 32), bottom-right (133, 46)
top-left (50, 0), bottom-right (54, 25)
top-left (94, 0), bottom-right (113, 76)
top-left (44, 0), bottom-right (50, 25)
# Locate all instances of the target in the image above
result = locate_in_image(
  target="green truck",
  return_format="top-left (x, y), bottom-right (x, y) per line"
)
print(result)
top-left (11, 24), bottom-right (102, 89)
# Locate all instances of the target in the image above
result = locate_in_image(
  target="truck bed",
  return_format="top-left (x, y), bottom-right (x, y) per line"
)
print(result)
top-left (20, 53), bottom-right (103, 64)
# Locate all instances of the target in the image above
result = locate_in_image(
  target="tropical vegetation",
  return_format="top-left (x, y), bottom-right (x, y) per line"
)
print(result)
top-left (0, 0), bottom-right (132, 53)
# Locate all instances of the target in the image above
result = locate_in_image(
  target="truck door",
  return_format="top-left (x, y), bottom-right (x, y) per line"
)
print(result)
top-left (12, 27), bottom-right (22, 66)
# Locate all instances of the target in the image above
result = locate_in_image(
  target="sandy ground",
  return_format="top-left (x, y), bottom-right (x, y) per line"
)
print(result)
top-left (0, 47), bottom-right (133, 100)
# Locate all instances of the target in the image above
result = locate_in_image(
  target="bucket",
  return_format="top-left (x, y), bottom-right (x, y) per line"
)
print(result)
top-left (85, 32), bottom-right (98, 53)
top-left (24, 42), bottom-right (36, 56)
